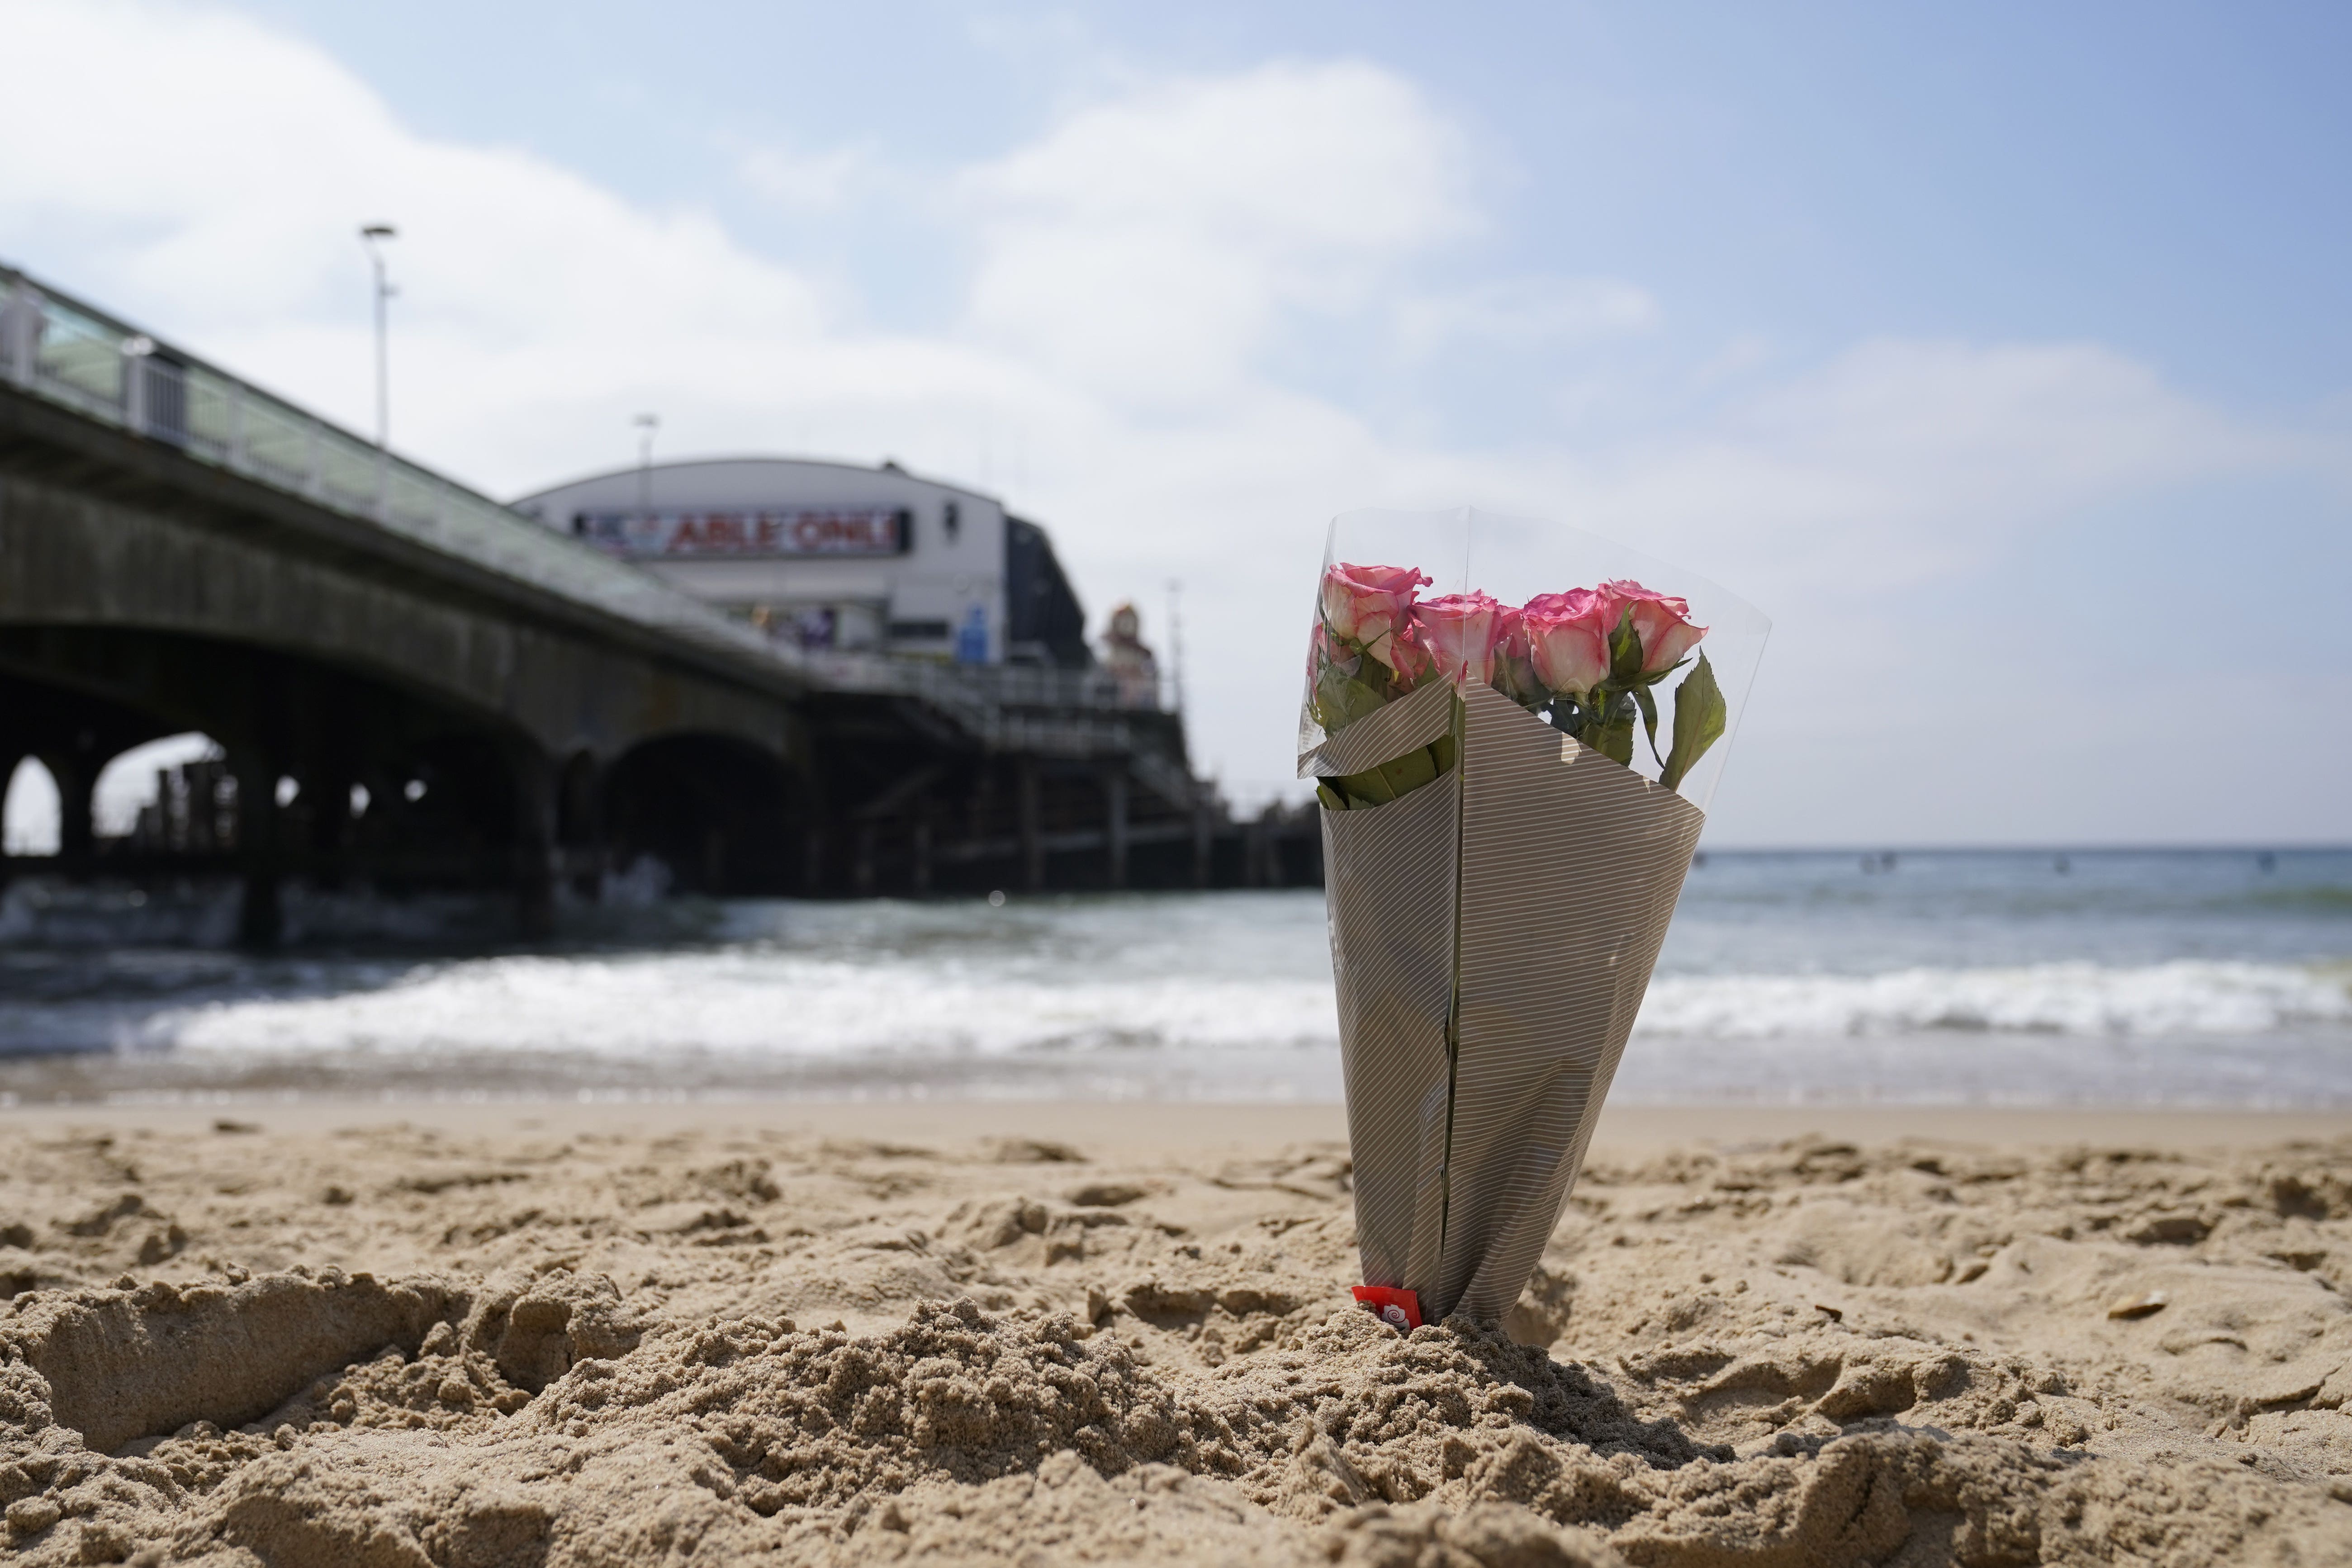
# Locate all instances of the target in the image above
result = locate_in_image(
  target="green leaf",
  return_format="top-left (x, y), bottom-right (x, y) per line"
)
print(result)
top-left (1659, 653), bottom-right (1727, 795)
top-left (1313, 664), bottom-right (1390, 733)
top-left (1608, 606), bottom-right (1644, 684)
top-left (1492, 651), bottom-right (1546, 714)
top-left (1584, 694), bottom-right (1636, 766)
top-left (1345, 763), bottom-right (1397, 807)
top-left (1320, 735), bottom-right (1460, 811)
top-left (1631, 657), bottom-right (1690, 691)
top-left (1633, 684), bottom-right (1663, 769)
top-left (1371, 744), bottom-right (1437, 801)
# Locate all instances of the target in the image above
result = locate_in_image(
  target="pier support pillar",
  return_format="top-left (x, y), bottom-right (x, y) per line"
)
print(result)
top-left (308, 760), bottom-right (355, 889)
top-left (1103, 767), bottom-right (1129, 890)
top-left (509, 745), bottom-right (558, 940)
top-left (0, 743), bottom-right (18, 892)
top-left (1018, 759), bottom-right (1043, 893)
top-left (802, 827), bottom-right (826, 895)
top-left (37, 749), bottom-right (97, 873)
top-left (854, 824), bottom-right (877, 896)
top-left (230, 751), bottom-right (281, 949)
top-left (910, 818), bottom-right (932, 896)
top-left (1190, 801), bottom-right (1212, 889)
top-left (559, 751), bottom-right (604, 901)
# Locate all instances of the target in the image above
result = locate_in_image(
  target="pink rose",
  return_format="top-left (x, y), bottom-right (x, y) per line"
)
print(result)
top-left (1491, 603), bottom-right (1541, 702)
top-left (1321, 562), bottom-right (1430, 649)
top-left (1521, 588), bottom-right (1614, 697)
top-left (1386, 622), bottom-right (1436, 687)
top-left (1599, 579), bottom-right (1707, 674)
top-left (1305, 618), bottom-right (1338, 680)
top-left (1411, 591), bottom-right (1510, 686)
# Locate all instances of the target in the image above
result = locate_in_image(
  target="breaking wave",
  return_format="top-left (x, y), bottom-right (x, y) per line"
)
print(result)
top-left (1636, 960), bottom-right (2352, 1039)
top-left (76, 956), bottom-right (2352, 1069)
top-left (131, 957), bottom-right (1342, 1061)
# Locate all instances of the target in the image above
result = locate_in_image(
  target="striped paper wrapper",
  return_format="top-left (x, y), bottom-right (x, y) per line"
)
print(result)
top-left (1303, 679), bottom-right (1704, 1324)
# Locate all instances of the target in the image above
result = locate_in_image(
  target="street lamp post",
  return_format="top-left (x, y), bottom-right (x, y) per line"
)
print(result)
top-left (634, 413), bottom-right (659, 531)
top-left (359, 224), bottom-right (397, 516)
top-left (1165, 578), bottom-right (1185, 716)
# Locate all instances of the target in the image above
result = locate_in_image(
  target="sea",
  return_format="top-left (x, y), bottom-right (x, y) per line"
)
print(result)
top-left (0, 848), bottom-right (2346, 1107)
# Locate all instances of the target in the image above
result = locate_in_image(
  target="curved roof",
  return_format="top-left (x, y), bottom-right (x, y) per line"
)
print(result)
top-left (511, 455), bottom-right (1001, 509)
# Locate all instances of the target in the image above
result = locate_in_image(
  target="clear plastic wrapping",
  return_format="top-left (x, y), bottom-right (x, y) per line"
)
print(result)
top-left (1300, 508), bottom-right (1767, 815)
top-left (1300, 508), bottom-right (1769, 1324)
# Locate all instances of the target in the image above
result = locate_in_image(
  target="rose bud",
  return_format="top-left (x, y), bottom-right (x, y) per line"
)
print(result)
top-left (1599, 579), bottom-right (1707, 674)
top-left (1522, 588), bottom-right (1614, 697)
top-left (1491, 603), bottom-right (1543, 707)
top-left (1385, 622), bottom-right (1437, 687)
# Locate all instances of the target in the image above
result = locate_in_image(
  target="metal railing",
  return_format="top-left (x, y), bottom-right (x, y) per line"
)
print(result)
top-left (0, 263), bottom-right (768, 662)
top-left (778, 650), bottom-right (1186, 773)
top-left (790, 652), bottom-right (1160, 714)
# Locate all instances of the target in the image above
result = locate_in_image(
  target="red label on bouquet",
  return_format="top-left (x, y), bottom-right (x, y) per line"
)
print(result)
top-left (1353, 1285), bottom-right (1422, 1331)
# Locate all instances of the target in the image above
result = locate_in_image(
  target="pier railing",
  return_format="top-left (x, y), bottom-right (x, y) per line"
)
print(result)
top-left (789, 652), bottom-right (1161, 715)
top-left (782, 651), bottom-right (1192, 786)
top-left (0, 264), bottom-right (767, 661)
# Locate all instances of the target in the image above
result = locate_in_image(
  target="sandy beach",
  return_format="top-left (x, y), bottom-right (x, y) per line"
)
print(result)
top-left (2, 1100), bottom-right (2349, 1565)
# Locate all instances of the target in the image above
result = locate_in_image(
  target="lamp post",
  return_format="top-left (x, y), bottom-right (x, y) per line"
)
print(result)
top-left (359, 224), bottom-right (397, 516)
top-left (634, 413), bottom-right (659, 532)
top-left (1165, 578), bottom-right (1185, 716)
top-left (358, 226), bottom-right (398, 446)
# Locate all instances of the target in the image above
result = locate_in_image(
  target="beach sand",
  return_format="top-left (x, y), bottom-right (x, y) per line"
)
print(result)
top-left (1, 1100), bottom-right (2348, 1565)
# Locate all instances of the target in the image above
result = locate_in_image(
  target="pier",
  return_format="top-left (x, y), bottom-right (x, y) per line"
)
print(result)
top-left (0, 264), bottom-right (1320, 941)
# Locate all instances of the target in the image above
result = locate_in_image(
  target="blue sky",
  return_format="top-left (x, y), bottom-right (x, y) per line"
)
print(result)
top-left (3, 0), bottom-right (2347, 843)
top-left (231, 0), bottom-right (2352, 393)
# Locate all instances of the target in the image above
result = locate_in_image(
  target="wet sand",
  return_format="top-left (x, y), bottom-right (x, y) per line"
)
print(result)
top-left (1, 1100), bottom-right (2348, 1564)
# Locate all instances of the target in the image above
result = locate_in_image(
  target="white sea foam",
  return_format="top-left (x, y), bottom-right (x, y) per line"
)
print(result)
top-left (142, 953), bottom-right (1342, 1061)
top-left (1636, 960), bottom-right (2352, 1040)
top-left (112, 952), bottom-right (2352, 1070)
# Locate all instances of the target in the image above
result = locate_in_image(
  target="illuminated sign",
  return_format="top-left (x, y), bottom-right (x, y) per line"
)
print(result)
top-left (573, 507), bottom-right (911, 558)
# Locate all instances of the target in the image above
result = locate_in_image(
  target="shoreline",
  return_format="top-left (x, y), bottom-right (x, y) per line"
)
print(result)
top-left (3, 1096), bottom-right (2346, 1154)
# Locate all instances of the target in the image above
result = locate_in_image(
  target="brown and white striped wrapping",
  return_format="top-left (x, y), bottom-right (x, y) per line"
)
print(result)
top-left (1304, 677), bottom-right (1704, 1325)
top-left (1434, 682), bottom-right (1703, 1320)
top-left (1297, 675), bottom-right (1455, 783)
top-left (1308, 680), bottom-right (1457, 1293)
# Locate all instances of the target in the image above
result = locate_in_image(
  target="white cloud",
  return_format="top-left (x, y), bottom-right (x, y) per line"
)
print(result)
top-left (1026, 332), bottom-right (2275, 592)
top-left (1579, 337), bottom-right (2290, 601)
top-left (733, 141), bottom-right (878, 212)
top-left (1690, 332), bottom-right (1776, 389)
top-left (0, 0), bottom-right (2337, 839)
top-left (957, 61), bottom-right (1471, 403)
top-left (1392, 276), bottom-right (1658, 360)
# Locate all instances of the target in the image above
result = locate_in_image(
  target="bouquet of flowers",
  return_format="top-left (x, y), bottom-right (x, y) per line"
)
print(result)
top-left (1299, 511), bottom-right (1764, 1330)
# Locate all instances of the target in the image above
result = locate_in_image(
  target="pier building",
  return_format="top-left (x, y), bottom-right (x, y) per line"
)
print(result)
top-left (514, 459), bottom-right (1092, 673)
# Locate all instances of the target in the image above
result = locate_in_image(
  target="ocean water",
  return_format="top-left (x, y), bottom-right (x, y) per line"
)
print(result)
top-left (0, 849), bottom-right (2346, 1106)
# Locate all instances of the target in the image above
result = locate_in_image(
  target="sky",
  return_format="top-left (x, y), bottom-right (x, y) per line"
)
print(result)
top-left (1, 0), bottom-right (2346, 844)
